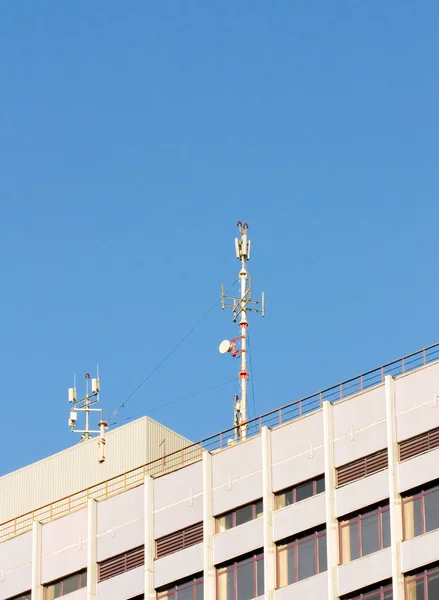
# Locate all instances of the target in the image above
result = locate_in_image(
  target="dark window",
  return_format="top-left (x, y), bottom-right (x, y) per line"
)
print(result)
top-left (157, 574), bottom-right (203, 600)
top-left (8, 594), bottom-right (31, 600)
top-left (44, 570), bottom-right (87, 600)
top-left (405, 563), bottom-right (439, 599)
top-left (403, 481), bottom-right (439, 540)
top-left (336, 450), bottom-right (388, 487)
top-left (339, 503), bottom-right (390, 564)
top-left (399, 427), bottom-right (439, 462)
top-left (342, 581), bottom-right (392, 600)
top-left (216, 501), bottom-right (263, 533)
top-left (275, 475), bottom-right (325, 509)
top-left (99, 545), bottom-right (144, 581)
top-left (217, 552), bottom-right (264, 600)
top-left (276, 527), bottom-right (327, 587)
top-left (156, 522), bottom-right (203, 559)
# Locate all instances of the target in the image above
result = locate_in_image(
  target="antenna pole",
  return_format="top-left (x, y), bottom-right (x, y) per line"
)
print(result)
top-left (220, 222), bottom-right (264, 442)
top-left (238, 226), bottom-right (249, 439)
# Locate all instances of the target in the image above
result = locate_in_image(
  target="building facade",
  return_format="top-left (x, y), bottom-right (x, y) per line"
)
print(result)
top-left (2, 344), bottom-right (439, 600)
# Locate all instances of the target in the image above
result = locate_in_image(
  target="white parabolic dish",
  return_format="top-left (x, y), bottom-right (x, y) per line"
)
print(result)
top-left (219, 340), bottom-right (231, 354)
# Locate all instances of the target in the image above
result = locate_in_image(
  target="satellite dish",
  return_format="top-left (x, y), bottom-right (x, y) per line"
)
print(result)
top-left (219, 340), bottom-right (231, 354)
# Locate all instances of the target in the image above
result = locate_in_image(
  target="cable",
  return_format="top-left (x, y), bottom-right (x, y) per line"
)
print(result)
top-left (109, 378), bottom-right (237, 427)
top-left (248, 329), bottom-right (257, 419)
top-left (108, 280), bottom-right (238, 422)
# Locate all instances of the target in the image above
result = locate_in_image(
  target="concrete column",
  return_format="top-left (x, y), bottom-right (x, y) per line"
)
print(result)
top-left (323, 401), bottom-right (338, 600)
top-left (31, 521), bottom-right (43, 600)
top-left (262, 426), bottom-right (275, 600)
top-left (385, 375), bottom-right (404, 600)
top-left (144, 475), bottom-right (155, 600)
top-left (203, 451), bottom-right (215, 600)
top-left (87, 499), bottom-right (97, 600)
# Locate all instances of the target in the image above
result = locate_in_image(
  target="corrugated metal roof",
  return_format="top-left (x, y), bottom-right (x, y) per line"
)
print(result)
top-left (0, 416), bottom-right (191, 523)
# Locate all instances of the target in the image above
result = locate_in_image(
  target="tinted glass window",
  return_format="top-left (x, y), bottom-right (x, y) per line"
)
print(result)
top-left (196, 582), bottom-right (203, 600)
top-left (406, 579), bottom-right (424, 600)
top-left (256, 559), bottom-right (264, 596)
top-left (382, 510), bottom-right (391, 549)
top-left (316, 477), bottom-right (325, 494)
top-left (361, 513), bottom-right (379, 556)
top-left (236, 505), bottom-right (253, 527)
top-left (236, 561), bottom-right (253, 600)
top-left (428, 571), bottom-right (439, 598)
top-left (177, 586), bottom-right (192, 600)
top-left (413, 498), bottom-right (423, 537)
top-left (298, 537), bottom-right (314, 581)
top-left (318, 535), bottom-right (327, 573)
top-left (255, 500), bottom-right (263, 517)
top-left (287, 545), bottom-right (295, 585)
top-left (425, 489), bottom-right (439, 533)
top-left (226, 570), bottom-right (234, 600)
top-left (296, 481), bottom-right (313, 503)
top-left (349, 521), bottom-right (359, 561)
top-left (54, 583), bottom-right (62, 599)
top-left (63, 575), bottom-right (79, 596)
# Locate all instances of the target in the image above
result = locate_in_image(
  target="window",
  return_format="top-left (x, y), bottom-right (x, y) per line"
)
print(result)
top-left (339, 503), bottom-right (390, 564)
top-left (9, 594), bottom-right (31, 600)
top-left (217, 551), bottom-right (264, 600)
top-left (405, 563), bottom-right (439, 600)
top-left (156, 522), bottom-right (203, 559)
top-left (157, 574), bottom-right (203, 600)
top-left (276, 527), bottom-right (327, 587)
top-left (275, 475), bottom-right (325, 509)
top-left (400, 427), bottom-right (439, 462)
top-left (403, 481), bottom-right (439, 540)
top-left (216, 500), bottom-right (263, 533)
top-left (337, 450), bottom-right (388, 487)
top-left (342, 581), bottom-right (392, 600)
top-left (44, 570), bottom-right (87, 600)
top-left (99, 545), bottom-right (144, 581)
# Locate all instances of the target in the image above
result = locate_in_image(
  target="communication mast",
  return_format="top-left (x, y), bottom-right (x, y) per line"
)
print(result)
top-left (68, 371), bottom-right (108, 461)
top-left (219, 222), bottom-right (265, 442)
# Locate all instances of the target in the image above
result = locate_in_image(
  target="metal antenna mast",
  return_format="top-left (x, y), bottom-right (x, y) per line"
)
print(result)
top-left (68, 371), bottom-right (108, 461)
top-left (219, 222), bottom-right (265, 442)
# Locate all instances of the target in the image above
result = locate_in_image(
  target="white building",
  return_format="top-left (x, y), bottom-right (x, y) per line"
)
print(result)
top-left (1, 342), bottom-right (439, 600)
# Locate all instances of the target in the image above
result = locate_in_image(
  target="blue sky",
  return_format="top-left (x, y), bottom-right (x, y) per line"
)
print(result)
top-left (1, 2), bottom-right (438, 474)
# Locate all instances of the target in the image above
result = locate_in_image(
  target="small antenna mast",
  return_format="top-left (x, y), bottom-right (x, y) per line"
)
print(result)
top-left (68, 371), bottom-right (108, 459)
top-left (219, 222), bottom-right (265, 442)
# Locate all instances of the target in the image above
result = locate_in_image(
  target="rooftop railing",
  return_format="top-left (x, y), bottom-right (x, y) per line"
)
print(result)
top-left (1, 341), bottom-right (439, 543)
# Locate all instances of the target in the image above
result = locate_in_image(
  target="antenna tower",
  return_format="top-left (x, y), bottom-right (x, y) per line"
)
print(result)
top-left (219, 222), bottom-right (265, 442)
top-left (68, 371), bottom-right (107, 457)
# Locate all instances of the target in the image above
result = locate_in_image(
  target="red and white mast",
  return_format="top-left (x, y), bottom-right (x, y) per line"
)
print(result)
top-left (219, 222), bottom-right (264, 442)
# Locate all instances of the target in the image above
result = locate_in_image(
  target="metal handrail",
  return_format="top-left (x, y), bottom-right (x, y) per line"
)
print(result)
top-left (1, 340), bottom-right (438, 543)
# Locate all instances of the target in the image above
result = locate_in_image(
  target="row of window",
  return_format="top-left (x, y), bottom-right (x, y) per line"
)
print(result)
top-left (14, 560), bottom-right (439, 600)
top-left (158, 424), bottom-right (439, 558)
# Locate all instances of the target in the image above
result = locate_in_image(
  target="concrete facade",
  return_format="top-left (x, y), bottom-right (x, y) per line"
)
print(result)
top-left (2, 357), bottom-right (439, 600)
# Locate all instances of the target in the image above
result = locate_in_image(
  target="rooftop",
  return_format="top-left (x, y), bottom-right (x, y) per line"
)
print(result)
top-left (1, 340), bottom-right (439, 543)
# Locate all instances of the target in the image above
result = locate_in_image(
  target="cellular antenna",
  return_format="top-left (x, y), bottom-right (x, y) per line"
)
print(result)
top-left (68, 370), bottom-right (108, 462)
top-left (219, 222), bottom-right (265, 442)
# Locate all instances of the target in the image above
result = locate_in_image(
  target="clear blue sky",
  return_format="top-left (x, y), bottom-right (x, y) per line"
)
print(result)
top-left (1, 2), bottom-right (438, 474)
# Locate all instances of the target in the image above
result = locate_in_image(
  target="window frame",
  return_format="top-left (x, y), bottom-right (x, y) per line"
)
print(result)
top-left (344, 581), bottom-right (392, 600)
top-left (157, 574), bottom-right (203, 600)
top-left (339, 504), bottom-right (390, 564)
top-left (215, 500), bottom-right (263, 533)
top-left (402, 481), bottom-right (439, 540)
top-left (44, 570), bottom-right (87, 599)
top-left (216, 551), bottom-right (264, 600)
top-left (405, 563), bottom-right (439, 599)
top-left (276, 527), bottom-right (327, 587)
top-left (275, 475), bottom-right (325, 509)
